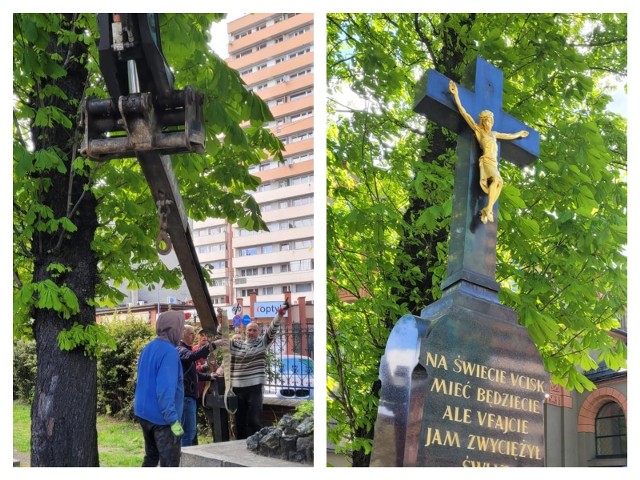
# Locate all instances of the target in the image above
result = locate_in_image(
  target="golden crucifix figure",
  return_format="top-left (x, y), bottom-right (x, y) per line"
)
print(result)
top-left (449, 81), bottom-right (529, 224)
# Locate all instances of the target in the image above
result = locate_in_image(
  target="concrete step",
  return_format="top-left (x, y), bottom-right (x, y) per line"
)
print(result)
top-left (180, 440), bottom-right (310, 467)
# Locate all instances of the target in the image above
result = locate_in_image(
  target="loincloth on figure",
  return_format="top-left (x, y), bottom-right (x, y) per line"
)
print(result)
top-left (479, 156), bottom-right (501, 194)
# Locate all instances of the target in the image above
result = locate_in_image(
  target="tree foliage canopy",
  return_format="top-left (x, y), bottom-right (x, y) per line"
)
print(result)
top-left (13, 13), bottom-right (282, 465)
top-left (13, 13), bottom-right (282, 337)
top-left (327, 13), bottom-right (626, 465)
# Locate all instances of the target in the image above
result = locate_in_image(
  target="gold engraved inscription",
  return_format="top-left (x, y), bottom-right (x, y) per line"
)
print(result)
top-left (442, 405), bottom-right (472, 424)
top-left (425, 427), bottom-right (461, 448)
top-left (476, 387), bottom-right (541, 414)
top-left (476, 410), bottom-right (529, 434)
top-left (423, 350), bottom-right (545, 466)
top-left (430, 377), bottom-right (471, 398)
top-left (467, 434), bottom-right (542, 460)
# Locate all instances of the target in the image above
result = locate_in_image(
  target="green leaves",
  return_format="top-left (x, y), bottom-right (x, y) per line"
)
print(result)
top-left (14, 14), bottom-right (282, 346)
top-left (21, 279), bottom-right (80, 319)
top-left (328, 13), bottom-right (626, 465)
top-left (57, 323), bottom-right (116, 358)
top-left (34, 106), bottom-right (72, 129)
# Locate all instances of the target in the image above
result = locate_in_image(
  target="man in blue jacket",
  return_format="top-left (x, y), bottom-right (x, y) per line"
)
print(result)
top-left (134, 311), bottom-right (185, 467)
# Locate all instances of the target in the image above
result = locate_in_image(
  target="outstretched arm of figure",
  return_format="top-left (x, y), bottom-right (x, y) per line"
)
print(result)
top-left (495, 130), bottom-right (529, 140)
top-left (449, 80), bottom-right (477, 131)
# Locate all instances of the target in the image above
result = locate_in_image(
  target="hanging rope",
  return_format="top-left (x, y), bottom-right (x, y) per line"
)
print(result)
top-left (219, 307), bottom-right (237, 414)
top-left (155, 192), bottom-right (173, 255)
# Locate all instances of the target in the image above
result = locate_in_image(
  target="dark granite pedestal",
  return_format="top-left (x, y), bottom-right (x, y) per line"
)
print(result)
top-left (370, 281), bottom-right (548, 467)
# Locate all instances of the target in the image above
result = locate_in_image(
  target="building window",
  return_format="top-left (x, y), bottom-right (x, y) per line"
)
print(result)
top-left (280, 263), bottom-right (290, 273)
top-left (207, 260), bottom-right (227, 269)
top-left (595, 402), bottom-right (627, 458)
top-left (295, 283), bottom-right (313, 292)
top-left (288, 47), bottom-right (311, 60)
top-left (293, 239), bottom-right (313, 250)
top-left (260, 161), bottom-right (277, 171)
top-left (196, 243), bottom-right (224, 254)
top-left (235, 48), bottom-right (252, 59)
top-left (289, 68), bottom-right (312, 80)
top-left (290, 89), bottom-right (312, 101)
top-left (290, 259), bottom-right (313, 271)
top-left (262, 287), bottom-right (274, 295)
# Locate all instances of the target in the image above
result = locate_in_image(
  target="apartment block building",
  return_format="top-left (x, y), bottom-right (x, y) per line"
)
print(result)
top-left (192, 13), bottom-right (315, 308)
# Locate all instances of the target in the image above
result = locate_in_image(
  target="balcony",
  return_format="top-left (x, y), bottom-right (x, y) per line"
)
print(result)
top-left (228, 30), bottom-right (313, 71)
top-left (242, 55), bottom-right (313, 87)
top-left (233, 247), bottom-right (314, 269)
top-left (272, 116), bottom-right (313, 139)
top-left (196, 249), bottom-right (228, 263)
top-left (207, 285), bottom-right (229, 297)
top-left (254, 73), bottom-right (314, 103)
top-left (228, 13), bottom-right (314, 55)
top-left (269, 92), bottom-right (313, 120)
top-left (253, 179), bottom-right (314, 204)
top-left (233, 225), bottom-right (313, 249)
top-left (261, 203), bottom-right (314, 223)
top-left (192, 231), bottom-right (226, 246)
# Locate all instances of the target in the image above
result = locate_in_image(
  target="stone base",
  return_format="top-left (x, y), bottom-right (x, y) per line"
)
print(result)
top-left (180, 440), bottom-right (310, 467)
top-left (370, 281), bottom-right (548, 467)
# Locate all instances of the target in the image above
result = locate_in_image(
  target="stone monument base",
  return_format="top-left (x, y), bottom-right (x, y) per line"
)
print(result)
top-left (371, 281), bottom-right (549, 467)
top-left (180, 440), bottom-right (310, 467)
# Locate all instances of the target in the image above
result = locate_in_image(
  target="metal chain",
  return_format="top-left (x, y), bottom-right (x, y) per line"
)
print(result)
top-left (155, 194), bottom-right (173, 255)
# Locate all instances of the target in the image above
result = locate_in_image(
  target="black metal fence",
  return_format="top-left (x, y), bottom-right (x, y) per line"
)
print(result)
top-left (262, 323), bottom-right (314, 399)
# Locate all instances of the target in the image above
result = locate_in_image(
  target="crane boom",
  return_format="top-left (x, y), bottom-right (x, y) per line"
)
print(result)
top-left (81, 13), bottom-right (218, 334)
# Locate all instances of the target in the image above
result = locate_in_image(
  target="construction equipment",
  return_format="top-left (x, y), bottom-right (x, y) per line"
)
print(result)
top-left (81, 13), bottom-right (217, 333)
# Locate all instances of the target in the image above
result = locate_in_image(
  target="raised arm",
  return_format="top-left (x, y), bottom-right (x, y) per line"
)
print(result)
top-left (449, 81), bottom-right (477, 131)
top-left (264, 300), bottom-right (290, 347)
top-left (495, 130), bottom-right (529, 141)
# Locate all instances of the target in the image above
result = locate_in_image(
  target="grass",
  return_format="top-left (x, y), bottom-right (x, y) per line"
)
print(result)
top-left (13, 400), bottom-right (145, 466)
top-left (13, 401), bottom-right (31, 453)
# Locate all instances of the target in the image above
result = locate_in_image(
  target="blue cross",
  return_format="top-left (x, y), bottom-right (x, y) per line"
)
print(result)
top-left (414, 57), bottom-right (540, 297)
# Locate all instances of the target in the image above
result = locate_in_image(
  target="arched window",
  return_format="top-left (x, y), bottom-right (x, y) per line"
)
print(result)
top-left (595, 402), bottom-right (627, 458)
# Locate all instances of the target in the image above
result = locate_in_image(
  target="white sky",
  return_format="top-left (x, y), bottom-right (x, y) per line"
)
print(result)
top-left (209, 13), bottom-right (244, 60)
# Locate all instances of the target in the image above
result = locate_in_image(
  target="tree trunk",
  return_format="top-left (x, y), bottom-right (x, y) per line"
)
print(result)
top-left (31, 313), bottom-right (99, 466)
top-left (29, 14), bottom-right (100, 466)
top-left (393, 127), bottom-right (454, 313)
top-left (392, 18), bottom-right (469, 313)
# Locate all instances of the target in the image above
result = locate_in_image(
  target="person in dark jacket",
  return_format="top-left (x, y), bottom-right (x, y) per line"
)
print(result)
top-left (177, 325), bottom-right (226, 446)
top-left (134, 311), bottom-right (185, 467)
